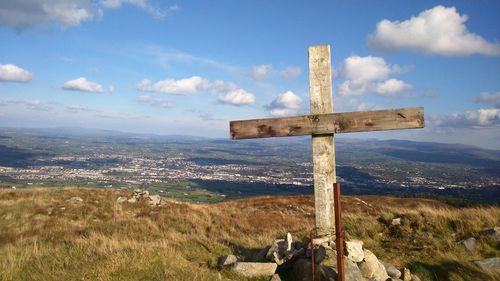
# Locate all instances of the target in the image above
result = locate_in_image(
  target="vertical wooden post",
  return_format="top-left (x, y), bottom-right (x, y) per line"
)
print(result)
top-left (309, 45), bottom-right (335, 238)
top-left (334, 182), bottom-right (345, 281)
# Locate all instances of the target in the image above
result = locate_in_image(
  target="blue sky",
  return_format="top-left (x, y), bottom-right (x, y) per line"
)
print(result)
top-left (0, 1), bottom-right (499, 148)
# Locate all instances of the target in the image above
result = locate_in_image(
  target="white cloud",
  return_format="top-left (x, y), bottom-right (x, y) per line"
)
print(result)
top-left (0, 0), bottom-right (94, 30)
top-left (249, 64), bottom-right (272, 80)
top-left (435, 108), bottom-right (500, 128)
top-left (474, 92), bottom-right (500, 108)
top-left (337, 56), bottom-right (412, 97)
top-left (0, 0), bottom-right (177, 30)
top-left (375, 79), bottom-right (413, 96)
top-left (62, 77), bottom-right (107, 93)
top-left (464, 108), bottom-right (500, 126)
top-left (136, 76), bottom-right (215, 95)
top-left (368, 5), bottom-right (500, 56)
top-left (67, 104), bottom-right (89, 113)
top-left (3, 99), bottom-right (51, 111)
top-left (337, 80), bottom-right (369, 97)
top-left (340, 56), bottom-right (390, 83)
top-left (0, 64), bottom-right (33, 82)
top-left (218, 89), bottom-right (255, 106)
top-left (280, 66), bottom-right (301, 80)
top-left (268, 91), bottom-right (302, 117)
top-left (137, 95), bottom-right (171, 108)
top-left (101, 0), bottom-right (176, 18)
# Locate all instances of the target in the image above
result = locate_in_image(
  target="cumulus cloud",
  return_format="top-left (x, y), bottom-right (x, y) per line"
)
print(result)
top-left (0, 64), bottom-right (33, 82)
top-left (463, 108), bottom-right (500, 126)
top-left (62, 77), bottom-right (110, 93)
top-left (136, 76), bottom-right (218, 95)
top-left (368, 5), bottom-right (500, 56)
top-left (268, 91), bottom-right (302, 117)
top-left (474, 92), bottom-right (500, 108)
top-left (434, 108), bottom-right (500, 128)
top-left (0, 0), bottom-right (177, 30)
top-left (280, 66), bottom-right (301, 80)
top-left (218, 89), bottom-right (255, 106)
top-left (137, 95), bottom-right (171, 108)
top-left (375, 79), bottom-right (413, 96)
top-left (340, 56), bottom-right (390, 83)
top-left (249, 64), bottom-right (272, 80)
top-left (337, 56), bottom-right (413, 97)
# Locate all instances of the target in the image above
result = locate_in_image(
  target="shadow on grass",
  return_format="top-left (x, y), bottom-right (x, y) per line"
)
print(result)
top-left (409, 259), bottom-right (495, 281)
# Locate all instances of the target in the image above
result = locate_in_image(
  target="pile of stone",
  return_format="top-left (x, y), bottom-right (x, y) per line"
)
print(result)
top-left (116, 189), bottom-right (162, 206)
top-left (219, 233), bottom-right (421, 281)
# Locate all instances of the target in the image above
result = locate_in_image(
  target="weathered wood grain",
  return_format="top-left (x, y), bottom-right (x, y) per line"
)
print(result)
top-left (230, 107), bottom-right (424, 140)
top-left (309, 45), bottom-right (336, 237)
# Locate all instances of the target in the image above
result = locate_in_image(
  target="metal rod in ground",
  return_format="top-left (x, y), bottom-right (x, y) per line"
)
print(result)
top-left (310, 229), bottom-right (315, 281)
top-left (334, 182), bottom-right (345, 281)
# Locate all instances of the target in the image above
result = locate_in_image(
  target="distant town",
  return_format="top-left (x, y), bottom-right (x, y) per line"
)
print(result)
top-left (0, 128), bottom-right (499, 203)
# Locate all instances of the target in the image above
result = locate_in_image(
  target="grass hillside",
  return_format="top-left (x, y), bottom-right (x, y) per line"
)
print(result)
top-left (0, 188), bottom-right (499, 281)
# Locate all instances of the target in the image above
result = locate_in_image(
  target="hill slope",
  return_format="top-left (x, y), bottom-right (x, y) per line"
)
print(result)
top-left (0, 188), bottom-right (499, 281)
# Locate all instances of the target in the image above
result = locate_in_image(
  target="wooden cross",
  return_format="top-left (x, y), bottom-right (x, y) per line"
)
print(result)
top-left (230, 45), bottom-right (424, 275)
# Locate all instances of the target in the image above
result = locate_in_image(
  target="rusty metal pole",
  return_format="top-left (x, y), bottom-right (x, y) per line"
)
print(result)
top-left (310, 229), bottom-right (316, 281)
top-left (334, 182), bottom-right (345, 281)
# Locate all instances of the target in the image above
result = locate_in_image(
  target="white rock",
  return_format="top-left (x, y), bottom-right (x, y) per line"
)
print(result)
top-left (358, 249), bottom-right (389, 281)
top-left (345, 240), bottom-right (364, 263)
top-left (391, 218), bottom-right (402, 226)
top-left (116, 197), bottom-right (127, 203)
top-left (148, 195), bottom-right (161, 206)
top-left (285, 232), bottom-right (293, 252)
top-left (69, 196), bottom-right (83, 202)
top-left (232, 262), bottom-right (277, 277)
top-left (127, 197), bottom-right (137, 203)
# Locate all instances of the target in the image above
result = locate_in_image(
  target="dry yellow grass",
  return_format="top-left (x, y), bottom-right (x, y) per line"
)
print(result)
top-left (0, 188), bottom-right (499, 281)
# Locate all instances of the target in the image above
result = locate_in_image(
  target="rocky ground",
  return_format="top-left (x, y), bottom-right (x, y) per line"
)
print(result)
top-left (0, 188), bottom-right (499, 281)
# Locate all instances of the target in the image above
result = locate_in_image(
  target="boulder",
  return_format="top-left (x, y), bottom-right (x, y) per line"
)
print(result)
top-left (391, 218), bottom-right (402, 226)
top-left (402, 267), bottom-right (411, 281)
top-left (292, 258), bottom-right (337, 281)
top-left (320, 253), bottom-right (364, 281)
top-left (474, 257), bottom-right (500, 273)
top-left (457, 237), bottom-right (476, 252)
top-left (218, 254), bottom-right (238, 268)
top-left (345, 240), bottom-right (364, 263)
top-left (127, 197), bottom-right (137, 203)
top-left (116, 197), bottom-right (127, 203)
top-left (382, 260), bottom-right (402, 279)
top-left (232, 262), bottom-right (277, 277)
top-left (69, 196), bottom-right (83, 202)
top-left (479, 227), bottom-right (500, 240)
top-left (148, 195), bottom-right (161, 206)
top-left (357, 250), bottom-right (389, 281)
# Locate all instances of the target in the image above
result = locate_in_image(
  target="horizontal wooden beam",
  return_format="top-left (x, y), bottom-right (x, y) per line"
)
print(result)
top-left (230, 107), bottom-right (424, 140)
